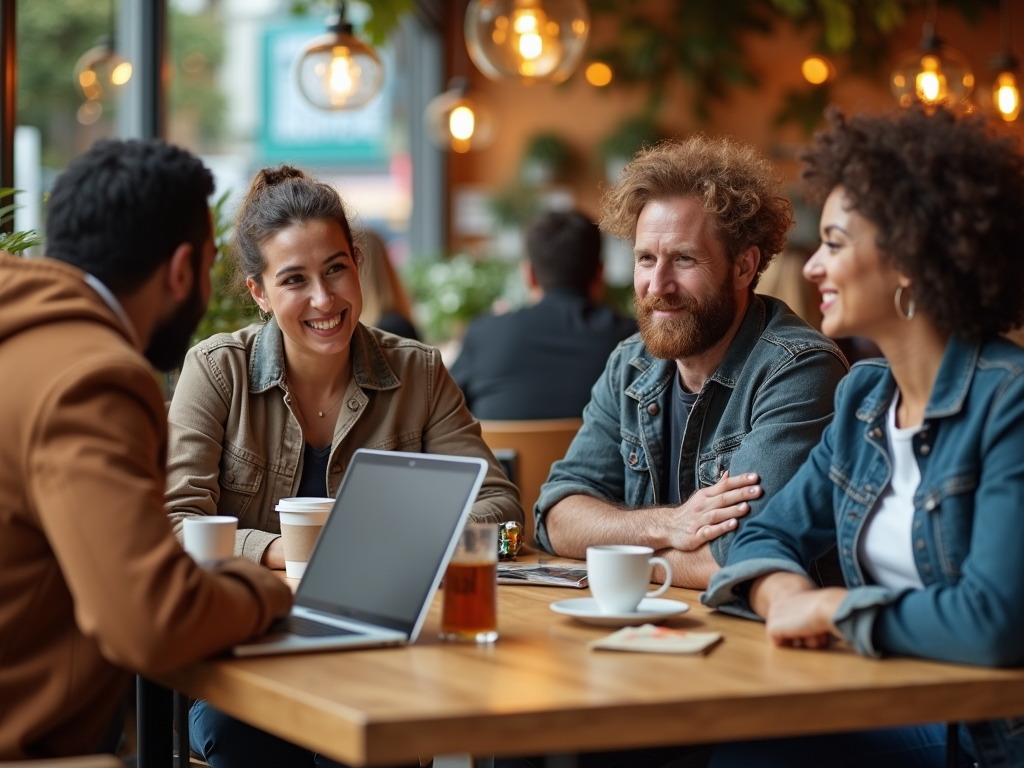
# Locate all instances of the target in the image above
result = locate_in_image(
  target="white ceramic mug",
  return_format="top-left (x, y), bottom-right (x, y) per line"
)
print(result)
top-left (182, 516), bottom-right (238, 567)
top-left (586, 545), bottom-right (673, 614)
top-left (276, 497), bottom-right (334, 578)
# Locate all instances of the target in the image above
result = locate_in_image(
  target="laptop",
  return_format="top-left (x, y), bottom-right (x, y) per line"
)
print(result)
top-left (233, 449), bottom-right (488, 657)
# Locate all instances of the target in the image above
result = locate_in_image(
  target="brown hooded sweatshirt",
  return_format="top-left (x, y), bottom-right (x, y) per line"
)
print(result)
top-left (0, 254), bottom-right (292, 759)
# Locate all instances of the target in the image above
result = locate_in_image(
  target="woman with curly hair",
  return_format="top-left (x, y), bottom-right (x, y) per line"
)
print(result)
top-left (703, 106), bottom-right (1024, 767)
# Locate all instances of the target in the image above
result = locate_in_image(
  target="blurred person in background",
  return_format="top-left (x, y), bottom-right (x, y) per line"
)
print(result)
top-left (359, 229), bottom-right (421, 341)
top-left (451, 210), bottom-right (636, 420)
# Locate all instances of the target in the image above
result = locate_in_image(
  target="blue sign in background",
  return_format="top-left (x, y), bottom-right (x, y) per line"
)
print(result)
top-left (259, 20), bottom-right (394, 167)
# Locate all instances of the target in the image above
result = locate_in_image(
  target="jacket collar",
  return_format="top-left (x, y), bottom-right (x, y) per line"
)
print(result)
top-left (855, 335), bottom-right (980, 423)
top-left (248, 320), bottom-right (401, 393)
top-left (625, 293), bottom-right (767, 402)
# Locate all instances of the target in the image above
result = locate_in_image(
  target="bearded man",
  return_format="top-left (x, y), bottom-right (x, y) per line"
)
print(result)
top-left (534, 136), bottom-right (849, 588)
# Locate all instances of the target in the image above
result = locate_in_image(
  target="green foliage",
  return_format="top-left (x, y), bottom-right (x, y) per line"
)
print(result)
top-left (403, 255), bottom-right (515, 343)
top-left (191, 192), bottom-right (259, 346)
top-left (488, 182), bottom-right (541, 229)
top-left (598, 116), bottom-right (662, 163)
top-left (16, 0), bottom-right (108, 167)
top-left (289, 0), bottom-right (415, 46)
top-left (773, 83), bottom-right (833, 136)
top-left (0, 188), bottom-right (43, 255)
top-left (522, 133), bottom-right (574, 179)
top-left (168, 7), bottom-right (227, 146)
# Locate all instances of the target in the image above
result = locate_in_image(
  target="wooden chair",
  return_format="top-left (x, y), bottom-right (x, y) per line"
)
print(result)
top-left (478, 418), bottom-right (583, 545)
top-left (0, 757), bottom-right (125, 767)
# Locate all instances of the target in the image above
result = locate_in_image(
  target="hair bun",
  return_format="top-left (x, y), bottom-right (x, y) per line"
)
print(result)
top-left (257, 165), bottom-right (306, 189)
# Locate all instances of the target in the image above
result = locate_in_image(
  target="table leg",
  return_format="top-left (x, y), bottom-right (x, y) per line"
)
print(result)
top-left (173, 691), bottom-right (190, 768)
top-left (136, 676), bottom-right (173, 768)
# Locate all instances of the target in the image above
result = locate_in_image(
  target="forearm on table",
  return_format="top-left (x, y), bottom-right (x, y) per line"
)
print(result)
top-left (653, 546), bottom-right (720, 589)
top-left (544, 495), bottom-right (675, 559)
top-left (749, 571), bottom-right (817, 619)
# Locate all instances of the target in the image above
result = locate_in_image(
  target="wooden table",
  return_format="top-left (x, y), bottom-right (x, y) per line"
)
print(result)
top-left (149, 571), bottom-right (1024, 767)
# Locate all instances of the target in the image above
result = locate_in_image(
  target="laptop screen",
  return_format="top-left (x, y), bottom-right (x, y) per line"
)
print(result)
top-left (295, 451), bottom-right (485, 633)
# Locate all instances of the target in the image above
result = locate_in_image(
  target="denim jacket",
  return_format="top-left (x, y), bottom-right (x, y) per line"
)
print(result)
top-left (703, 335), bottom-right (1024, 767)
top-left (535, 294), bottom-right (849, 564)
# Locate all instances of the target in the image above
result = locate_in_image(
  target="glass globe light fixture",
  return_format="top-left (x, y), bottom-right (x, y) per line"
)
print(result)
top-left (295, 0), bottom-right (383, 111)
top-left (74, 36), bottom-right (132, 103)
top-left (425, 78), bottom-right (496, 153)
top-left (465, 0), bottom-right (590, 84)
top-left (890, 23), bottom-right (974, 110)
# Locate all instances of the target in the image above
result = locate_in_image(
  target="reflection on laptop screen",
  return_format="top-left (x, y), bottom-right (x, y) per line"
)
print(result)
top-left (296, 453), bottom-right (482, 631)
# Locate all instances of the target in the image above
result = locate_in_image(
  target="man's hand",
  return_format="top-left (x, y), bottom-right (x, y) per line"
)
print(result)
top-left (660, 471), bottom-right (761, 552)
top-left (260, 537), bottom-right (285, 570)
top-left (764, 587), bottom-right (848, 649)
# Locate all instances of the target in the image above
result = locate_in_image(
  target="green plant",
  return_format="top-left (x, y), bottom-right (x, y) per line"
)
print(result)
top-left (0, 188), bottom-right (43, 255)
top-left (289, 0), bottom-right (416, 46)
top-left (598, 116), bottom-right (663, 163)
top-left (521, 132), bottom-right (574, 181)
top-left (191, 191), bottom-right (259, 345)
top-left (487, 182), bottom-right (541, 229)
top-left (403, 254), bottom-right (515, 342)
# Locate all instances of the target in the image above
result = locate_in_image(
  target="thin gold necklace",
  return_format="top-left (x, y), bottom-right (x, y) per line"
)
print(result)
top-left (288, 384), bottom-right (345, 419)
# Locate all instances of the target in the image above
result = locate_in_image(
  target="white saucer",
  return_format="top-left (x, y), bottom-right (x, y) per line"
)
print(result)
top-left (549, 597), bottom-right (689, 627)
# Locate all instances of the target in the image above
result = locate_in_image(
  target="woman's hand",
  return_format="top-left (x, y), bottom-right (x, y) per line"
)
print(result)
top-left (764, 587), bottom-right (848, 649)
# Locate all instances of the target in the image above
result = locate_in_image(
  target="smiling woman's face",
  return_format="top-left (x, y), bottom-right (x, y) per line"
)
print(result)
top-left (247, 218), bottom-right (362, 361)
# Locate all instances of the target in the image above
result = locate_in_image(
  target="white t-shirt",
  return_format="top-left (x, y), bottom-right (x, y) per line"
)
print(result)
top-left (857, 393), bottom-right (926, 591)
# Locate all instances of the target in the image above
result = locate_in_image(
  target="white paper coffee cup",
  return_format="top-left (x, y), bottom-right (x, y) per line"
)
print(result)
top-left (276, 497), bottom-right (334, 578)
top-left (183, 516), bottom-right (237, 567)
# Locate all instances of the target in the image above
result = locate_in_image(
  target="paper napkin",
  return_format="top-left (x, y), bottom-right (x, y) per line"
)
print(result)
top-left (588, 624), bottom-right (722, 654)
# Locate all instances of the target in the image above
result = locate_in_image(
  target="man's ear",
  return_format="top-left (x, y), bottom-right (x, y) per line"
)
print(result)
top-left (521, 261), bottom-right (539, 290)
top-left (166, 243), bottom-right (195, 303)
top-left (734, 245), bottom-right (761, 291)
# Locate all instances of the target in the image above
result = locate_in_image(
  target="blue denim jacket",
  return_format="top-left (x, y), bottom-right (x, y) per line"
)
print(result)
top-left (704, 335), bottom-right (1024, 767)
top-left (535, 295), bottom-right (849, 564)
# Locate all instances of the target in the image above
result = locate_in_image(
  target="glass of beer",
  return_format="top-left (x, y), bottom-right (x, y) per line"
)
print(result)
top-left (441, 523), bottom-right (499, 643)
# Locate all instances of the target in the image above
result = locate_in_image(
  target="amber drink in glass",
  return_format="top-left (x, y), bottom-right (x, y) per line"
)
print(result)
top-left (441, 523), bottom-right (498, 643)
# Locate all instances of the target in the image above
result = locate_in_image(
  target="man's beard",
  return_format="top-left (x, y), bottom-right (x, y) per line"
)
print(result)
top-left (145, 280), bottom-right (207, 372)
top-left (635, 271), bottom-right (739, 361)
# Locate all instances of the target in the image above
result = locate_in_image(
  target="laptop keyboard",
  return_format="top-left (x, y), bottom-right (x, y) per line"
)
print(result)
top-left (270, 615), bottom-right (359, 638)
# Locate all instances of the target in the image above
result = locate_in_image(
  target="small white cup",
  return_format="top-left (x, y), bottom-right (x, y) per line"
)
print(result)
top-left (182, 516), bottom-right (238, 567)
top-left (586, 545), bottom-right (673, 614)
top-left (276, 497), bottom-right (334, 578)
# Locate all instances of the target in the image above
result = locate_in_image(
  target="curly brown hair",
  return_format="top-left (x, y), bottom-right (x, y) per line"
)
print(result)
top-left (600, 135), bottom-right (793, 286)
top-left (802, 106), bottom-right (1024, 340)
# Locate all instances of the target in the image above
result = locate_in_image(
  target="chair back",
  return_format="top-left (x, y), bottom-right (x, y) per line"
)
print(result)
top-left (478, 418), bottom-right (583, 545)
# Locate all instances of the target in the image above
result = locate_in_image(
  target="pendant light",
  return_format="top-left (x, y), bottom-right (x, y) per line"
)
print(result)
top-left (73, 0), bottom-right (131, 124)
top-left (425, 77), bottom-right (496, 153)
top-left (890, 0), bottom-right (974, 110)
top-left (294, 0), bottom-right (384, 111)
top-left (464, 0), bottom-right (589, 84)
top-left (990, 0), bottom-right (1020, 121)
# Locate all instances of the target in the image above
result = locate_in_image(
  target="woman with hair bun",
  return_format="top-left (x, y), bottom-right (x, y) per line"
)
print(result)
top-left (165, 165), bottom-right (521, 768)
top-left (703, 106), bottom-right (1024, 767)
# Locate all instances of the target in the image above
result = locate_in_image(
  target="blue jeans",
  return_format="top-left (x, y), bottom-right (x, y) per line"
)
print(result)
top-left (189, 699), bottom-right (347, 768)
top-left (708, 724), bottom-right (976, 768)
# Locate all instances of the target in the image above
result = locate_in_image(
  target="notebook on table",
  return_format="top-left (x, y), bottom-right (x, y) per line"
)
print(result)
top-left (233, 448), bottom-right (488, 657)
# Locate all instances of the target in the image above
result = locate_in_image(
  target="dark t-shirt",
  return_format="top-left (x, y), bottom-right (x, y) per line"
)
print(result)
top-left (295, 442), bottom-right (331, 498)
top-left (662, 373), bottom-right (699, 505)
top-left (451, 289), bottom-right (637, 420)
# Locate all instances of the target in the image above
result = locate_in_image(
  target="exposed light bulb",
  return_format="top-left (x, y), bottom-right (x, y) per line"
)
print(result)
top-left (994, 71), bottom-right (1021, 121)
top-left (327, 47), bottom-right (358, 99)
top-left (295, 4), bottom-right (383, 111)
top-left (916, 56), bottom-right (945, 103)
top-left (891, 31), bottom-right (973, 110)
top-left (465, 0), bottom-right (589, 83)
top-left (110, 61), bottom-right (132, 86)
top-left (450, 106), bottom-right (476, 141)
top-left (801, 56), bottom-right (832, 85)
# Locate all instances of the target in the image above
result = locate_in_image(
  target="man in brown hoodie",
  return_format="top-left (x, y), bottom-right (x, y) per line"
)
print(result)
top-left (0, 139), bottom-right (293, 760)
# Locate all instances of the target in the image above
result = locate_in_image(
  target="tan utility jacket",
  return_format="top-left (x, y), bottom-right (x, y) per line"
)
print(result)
top-left (0, 255), bottom-right (292, 760)
top-left (166, 320), bottom-right (523, 563)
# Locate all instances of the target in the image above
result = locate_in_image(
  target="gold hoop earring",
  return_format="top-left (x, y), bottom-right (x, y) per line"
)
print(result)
top-left (894, 285), bottom-right (915, 321)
